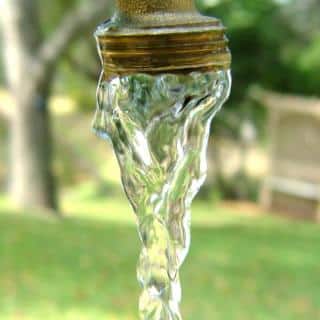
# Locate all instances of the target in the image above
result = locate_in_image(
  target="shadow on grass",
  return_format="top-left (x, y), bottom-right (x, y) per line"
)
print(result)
top-left (0, 209), bottom-right (319, 319)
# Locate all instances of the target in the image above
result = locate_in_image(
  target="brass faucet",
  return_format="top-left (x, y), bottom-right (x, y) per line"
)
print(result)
top-left (96, 0), bottom-right (231, 79)
top-left (93, 2), bottom-right (232, 319)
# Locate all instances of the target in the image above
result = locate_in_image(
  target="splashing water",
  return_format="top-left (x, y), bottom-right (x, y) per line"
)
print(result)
top-left (93, 71), bottom-right (231, 319)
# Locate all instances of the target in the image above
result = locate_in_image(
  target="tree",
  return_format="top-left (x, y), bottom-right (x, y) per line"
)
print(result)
top-left (0, 0), bottom-right (110, 211)
top-left (196, 0), bottom-right (320, 200)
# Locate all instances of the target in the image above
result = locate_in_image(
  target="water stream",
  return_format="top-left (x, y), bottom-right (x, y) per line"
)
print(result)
top-left (93, 70), bottom-right (231, 319)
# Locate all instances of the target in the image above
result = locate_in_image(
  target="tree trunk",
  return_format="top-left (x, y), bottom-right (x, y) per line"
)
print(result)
top-left (9, 82), bottom-right (58, 211)
top-left (0, 0), bottom-right (109, 212)
top-left (1, 0), bottom-right (58, 211)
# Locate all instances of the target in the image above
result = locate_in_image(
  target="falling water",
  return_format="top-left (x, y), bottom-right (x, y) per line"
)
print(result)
top-left (93, 70), bottom-right (231, 319)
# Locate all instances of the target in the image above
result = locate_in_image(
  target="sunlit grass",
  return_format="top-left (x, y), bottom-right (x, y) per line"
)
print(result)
top-left (62, 181), bottom-right (254, 227)
top-left (0, 187), bottom-right (320, 319)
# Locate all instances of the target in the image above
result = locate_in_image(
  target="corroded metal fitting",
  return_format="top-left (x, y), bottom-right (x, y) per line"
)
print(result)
top-left (95, 0), bottom-right (231, 79)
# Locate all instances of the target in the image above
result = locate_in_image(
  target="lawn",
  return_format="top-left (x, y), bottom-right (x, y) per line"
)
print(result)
top-left (0, 186), bottom-right (320, 320)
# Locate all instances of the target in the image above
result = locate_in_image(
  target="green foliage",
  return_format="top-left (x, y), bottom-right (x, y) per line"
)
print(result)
top-left (197, 0), bottom-right (320, 199)
top-left (57, 61), bottom-right (97, 112)
top-left (37, 0), bottom-right (78, 36)
top-left (200, 0), bottom-right (320, 96)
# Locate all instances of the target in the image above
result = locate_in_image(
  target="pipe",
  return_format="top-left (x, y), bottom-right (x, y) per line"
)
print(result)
top-left (116, 0), bottom-right (196, 15)
top-left (93, 1), bottom-right (232, 319)
top-left (95, 0), bottom-right (231, 78)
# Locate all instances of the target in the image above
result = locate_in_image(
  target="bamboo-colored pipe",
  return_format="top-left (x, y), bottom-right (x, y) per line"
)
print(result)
top-left (116, 0), bottom-right (196, 14)
top-left (96, 0), bottom-right (231, 77)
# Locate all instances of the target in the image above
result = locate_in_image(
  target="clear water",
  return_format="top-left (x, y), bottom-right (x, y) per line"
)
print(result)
top-left (93, 71), bottom-right (231, 319)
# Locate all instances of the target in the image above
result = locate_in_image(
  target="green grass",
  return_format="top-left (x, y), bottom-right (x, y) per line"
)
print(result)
top-left (0, 186), bottom-right (320, 320)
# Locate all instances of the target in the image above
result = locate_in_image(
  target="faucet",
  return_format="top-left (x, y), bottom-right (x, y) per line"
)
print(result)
top-left (93, 1), bottom-right (231, 319)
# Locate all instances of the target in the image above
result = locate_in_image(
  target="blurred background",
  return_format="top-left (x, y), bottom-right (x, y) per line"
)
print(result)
top-left (0, 0), bottom-right (319, 319)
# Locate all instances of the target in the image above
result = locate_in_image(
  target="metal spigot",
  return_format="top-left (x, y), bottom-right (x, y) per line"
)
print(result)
top-left (95, 0), bottom-right (231, 79)
top-left (93, 1), bottom-right (232, 319)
